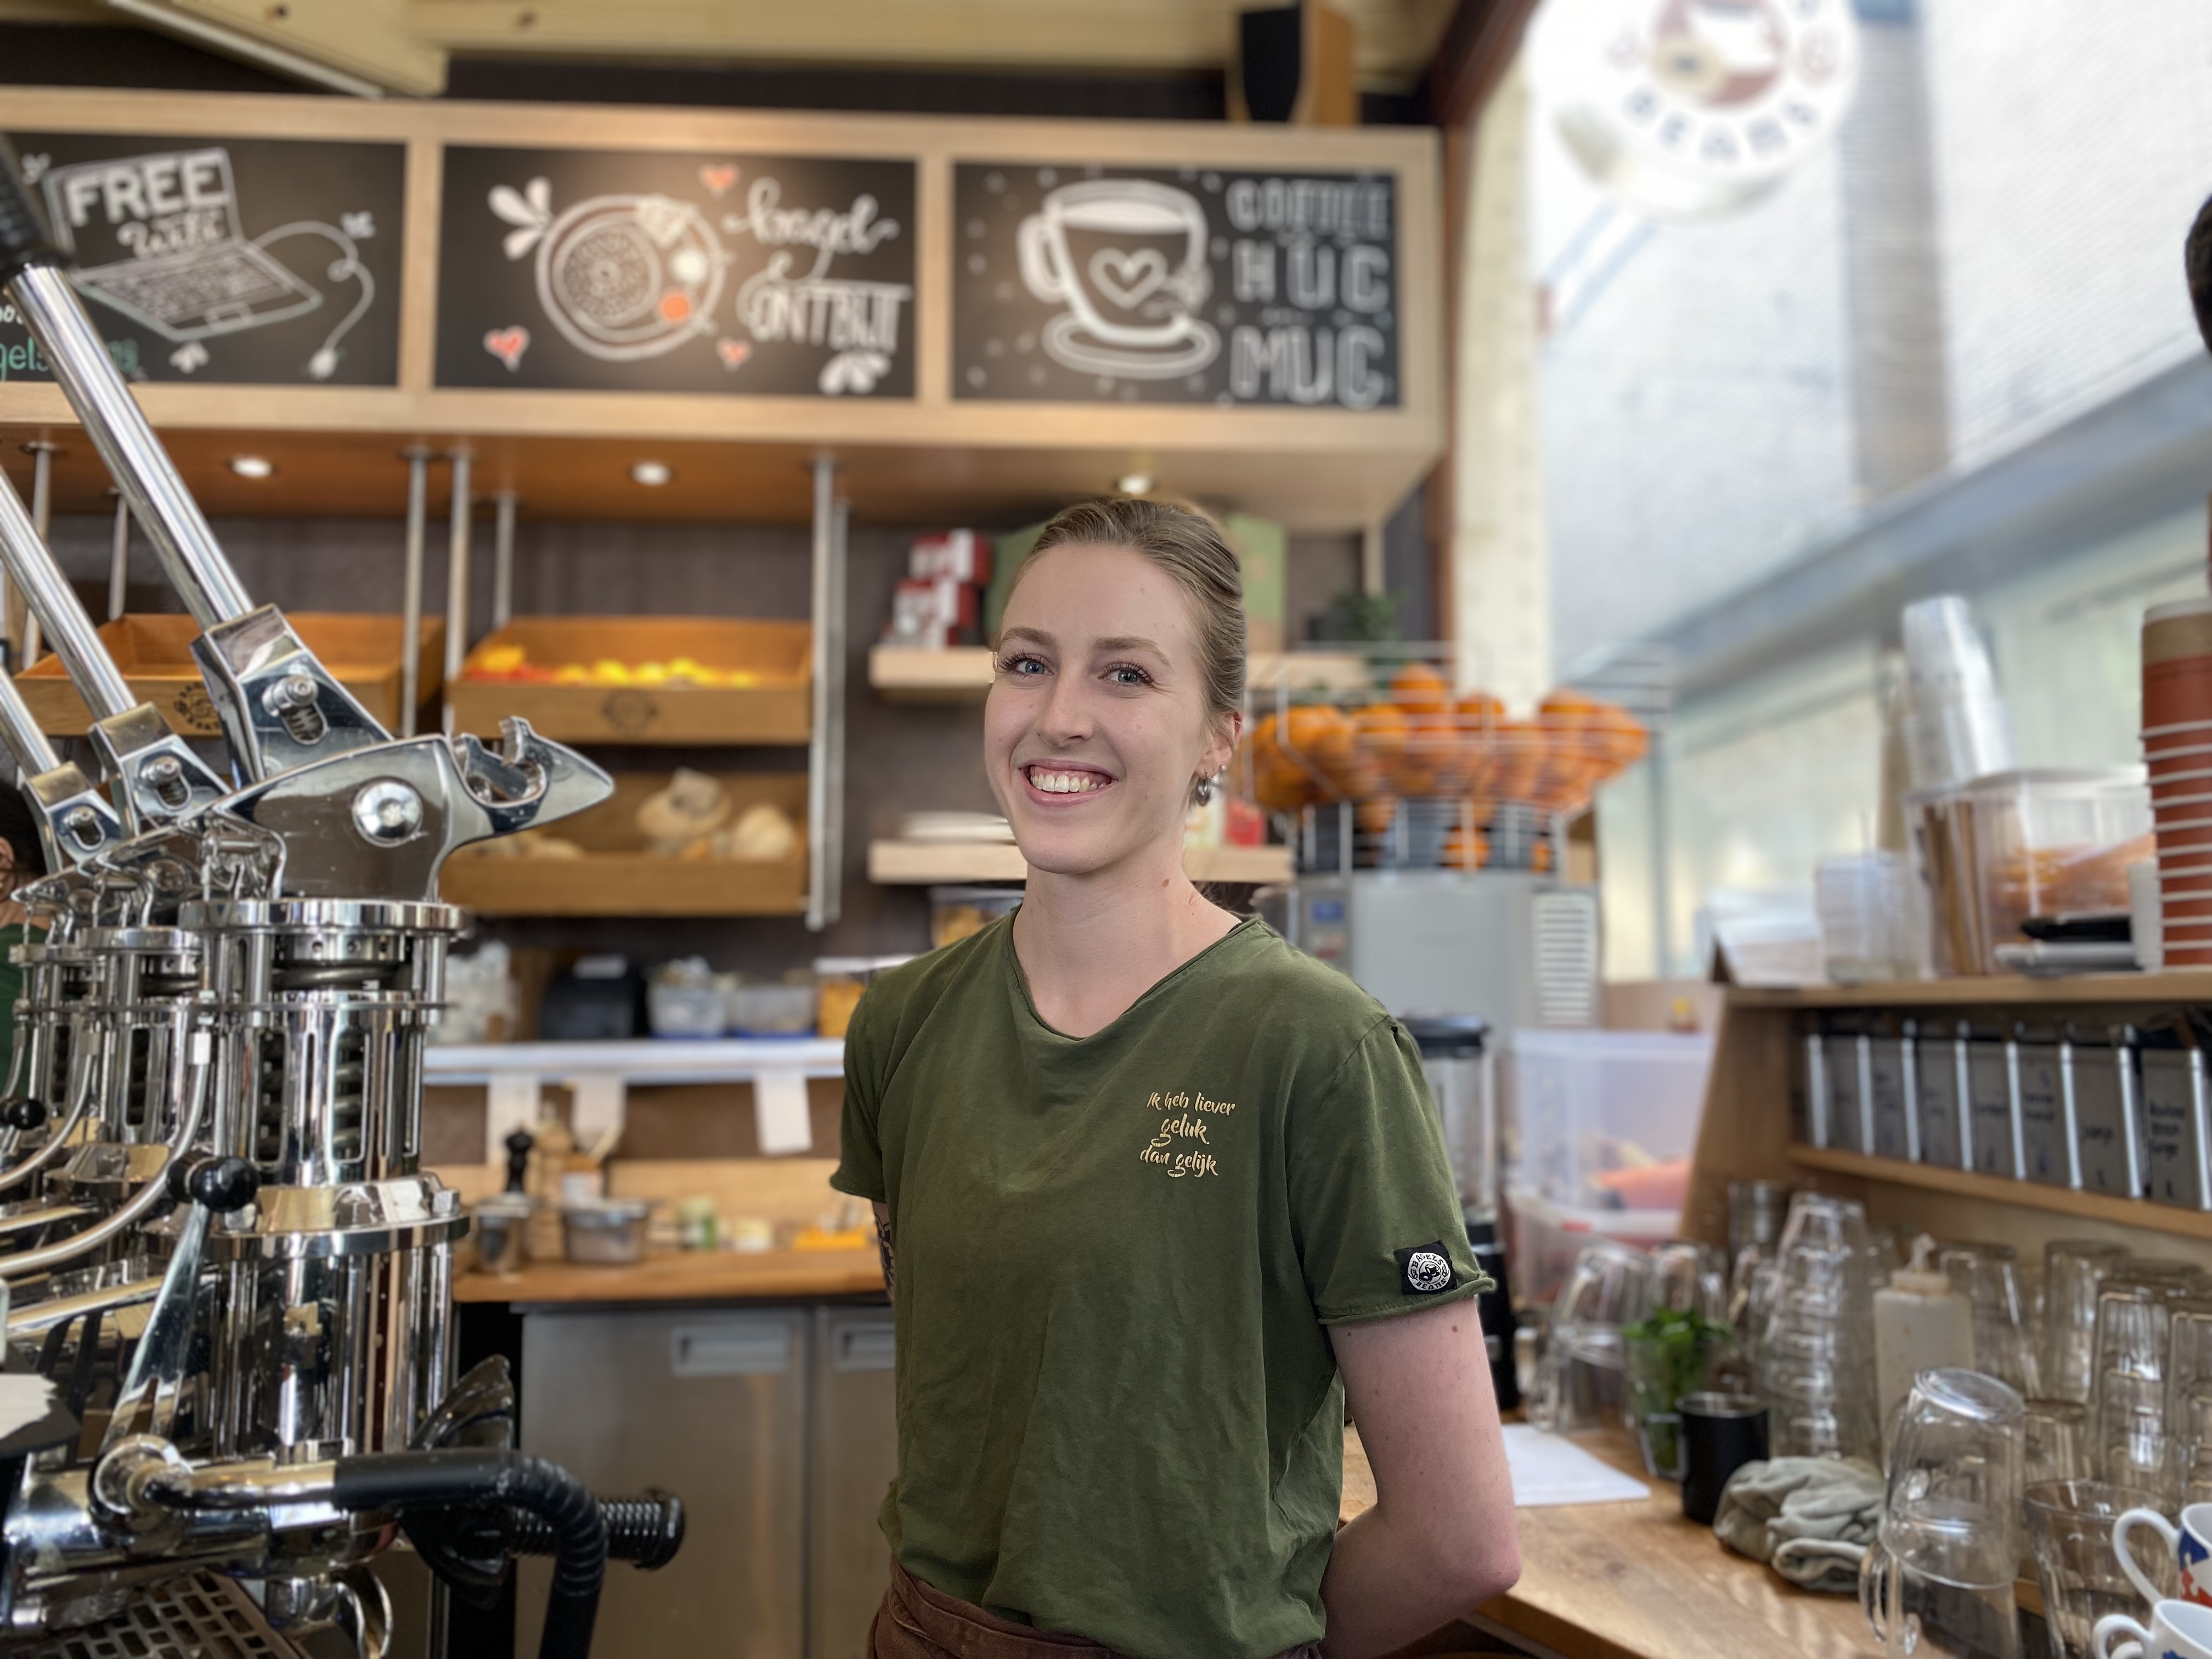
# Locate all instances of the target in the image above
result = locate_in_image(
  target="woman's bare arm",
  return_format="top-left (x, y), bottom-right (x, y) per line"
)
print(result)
top-left (1320, 1300), bottom-right (1519, 1657)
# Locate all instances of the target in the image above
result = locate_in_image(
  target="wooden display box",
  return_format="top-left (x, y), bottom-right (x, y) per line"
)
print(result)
top-left (447, 618), bottom-right (810, 746)
top-left (438, 771), bottom-right (807, 917)
top-left (18, 612), bottom-right (445, 738)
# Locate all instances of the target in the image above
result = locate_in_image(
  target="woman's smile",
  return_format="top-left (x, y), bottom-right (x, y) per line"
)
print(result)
top-left (1020, 763), bottom-right (1118, 800)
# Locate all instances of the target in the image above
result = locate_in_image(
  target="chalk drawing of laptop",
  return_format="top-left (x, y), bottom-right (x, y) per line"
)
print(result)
top-left (40, 147), bottom-right (321, 342)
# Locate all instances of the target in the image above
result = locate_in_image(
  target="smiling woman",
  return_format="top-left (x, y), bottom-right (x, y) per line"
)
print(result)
top-left (833, 496), bottom-right (1520, 1659)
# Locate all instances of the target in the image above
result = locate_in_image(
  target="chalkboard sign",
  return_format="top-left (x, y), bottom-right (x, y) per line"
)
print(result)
top-left (435, 147), bottom-right (915, 398)
top-left (952, 161), bottom-right (1398, 409)
top-left (0, 132), bottom-right (404, 387)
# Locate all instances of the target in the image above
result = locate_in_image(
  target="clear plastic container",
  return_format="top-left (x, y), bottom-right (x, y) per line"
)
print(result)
top-left (1815, 851), bottom-right (1913, 983)
top-left (1503, 1030), bottom-right (1713, 1300)
top-left (1920, 769), bottom-right (2153, 974)
top-left (647, 957), bottom-right (726, 1039)
top-left (728, 979), bottom-right (817, 1037)
top-left (1506, 1029), bottom-right (1714, 1212)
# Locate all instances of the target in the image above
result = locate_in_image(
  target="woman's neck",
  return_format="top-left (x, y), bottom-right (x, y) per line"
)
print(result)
top-left (1012, 847), bottom-right (1239, 1039)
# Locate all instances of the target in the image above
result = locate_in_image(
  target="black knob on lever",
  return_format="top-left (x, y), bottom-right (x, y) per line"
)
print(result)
top-left (1, 1098), bottom-right (48, 1133)
top-left (0, 142), bottom-right (61, 288)
top-left (504, 1128), bottom-right (533, 1195)
top-left (168, 1154), bottom-right (259, 1213)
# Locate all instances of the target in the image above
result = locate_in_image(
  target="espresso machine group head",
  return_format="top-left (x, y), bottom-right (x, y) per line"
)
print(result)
top-left (0, 142), bottom-right (683, 1657)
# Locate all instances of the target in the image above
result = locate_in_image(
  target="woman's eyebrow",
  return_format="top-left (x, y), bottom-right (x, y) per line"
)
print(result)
top-left (1092, 635), bottom-right (1166, 656)
top-left (1000, 626), bottom-right (1055, 647)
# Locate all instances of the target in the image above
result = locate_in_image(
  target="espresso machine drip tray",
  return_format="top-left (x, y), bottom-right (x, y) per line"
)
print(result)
top-left (15, 1574), bottom-right (309, 1659)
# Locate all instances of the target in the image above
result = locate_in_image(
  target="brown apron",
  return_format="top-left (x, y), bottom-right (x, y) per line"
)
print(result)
top-left (869, 1556), bottom-right (1322, 1659)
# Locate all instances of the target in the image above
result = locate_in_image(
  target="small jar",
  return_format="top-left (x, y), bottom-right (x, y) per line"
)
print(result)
top-left (814, 956), bottom-right (917, 1039)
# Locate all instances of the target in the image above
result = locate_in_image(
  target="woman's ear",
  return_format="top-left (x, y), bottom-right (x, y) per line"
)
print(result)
top-left (1199, 709), bottom-right (1245, 781)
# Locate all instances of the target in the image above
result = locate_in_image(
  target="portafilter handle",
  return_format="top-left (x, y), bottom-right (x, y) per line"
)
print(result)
top-left (0, 141), bottom-right (253, 632)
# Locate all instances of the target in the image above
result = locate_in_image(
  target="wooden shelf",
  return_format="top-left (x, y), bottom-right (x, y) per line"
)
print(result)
top-left (867, 839), bottom-right (1290, 885)
top-left (868, 646), bottom-right (994, 702)
top-left (440, 851), bottom-right (805, 917)
top-left (1785, 1145), bottom-right (2212, 1240)
top-left (1728, 971), bottom-right (2212, 1009)
top-left (868, 647), bottom-right (1379, 703)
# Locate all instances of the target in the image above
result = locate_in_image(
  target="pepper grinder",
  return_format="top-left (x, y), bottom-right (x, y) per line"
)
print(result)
top-left (504, 1128), bottom-right (533, 1195)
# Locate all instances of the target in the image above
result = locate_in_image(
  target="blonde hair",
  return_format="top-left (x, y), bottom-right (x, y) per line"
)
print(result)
top-left (1011, 497), bottom-right (1247, 732)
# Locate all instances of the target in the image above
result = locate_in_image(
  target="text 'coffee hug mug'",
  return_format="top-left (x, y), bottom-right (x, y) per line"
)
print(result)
top-left (2114, 1503), bottom-right (2212, 1608)
top-left (2095, 1597), bottom-right (2212, 1659)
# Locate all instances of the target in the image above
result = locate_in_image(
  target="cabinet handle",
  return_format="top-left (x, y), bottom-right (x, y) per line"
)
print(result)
top-left (671, 1322), bottom-right (790, 1376)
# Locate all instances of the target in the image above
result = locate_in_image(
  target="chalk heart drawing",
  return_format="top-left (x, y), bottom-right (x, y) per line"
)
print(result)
top-left (698, 163), bottom-right (740, 197)
top-left (1088, 247), bottom-right (1170, 313)
top-left (716, 337), bottom-right (751, 370)
top-left (483, 325), bottom-right (531, 371)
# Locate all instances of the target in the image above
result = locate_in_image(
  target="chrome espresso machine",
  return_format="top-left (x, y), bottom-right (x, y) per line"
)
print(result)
top-left (0, 148), bottom-right (681, 1656)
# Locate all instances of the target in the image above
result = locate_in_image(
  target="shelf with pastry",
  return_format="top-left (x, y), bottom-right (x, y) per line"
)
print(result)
top-left (440, 769), bottom-right (807, 916)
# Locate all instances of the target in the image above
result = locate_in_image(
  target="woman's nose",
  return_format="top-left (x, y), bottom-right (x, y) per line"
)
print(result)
top-left (1034, 675), bottom-right (1092, 744)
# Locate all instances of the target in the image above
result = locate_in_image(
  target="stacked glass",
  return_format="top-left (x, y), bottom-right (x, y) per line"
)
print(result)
top-left (1939, 1240), bottom-right (2041, 1399)
top-left (1757, 1193), bottom-right (1881, 1460)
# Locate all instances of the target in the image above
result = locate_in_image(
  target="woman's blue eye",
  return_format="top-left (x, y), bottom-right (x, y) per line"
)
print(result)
top-left (997, 654), bottom-right (1047, 676)
top-left (1109, 666), bottom-right (1151, 687)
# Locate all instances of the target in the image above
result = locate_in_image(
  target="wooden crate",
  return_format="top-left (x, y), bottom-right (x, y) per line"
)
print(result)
top-left (18, 612), bottom-right (445, 738)
top-left (446, 617), bottom-right (810, 746)
top-left (438, 772), bottom-right (807, 917)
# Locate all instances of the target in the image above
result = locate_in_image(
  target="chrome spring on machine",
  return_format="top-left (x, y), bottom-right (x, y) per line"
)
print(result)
top-left (0, 143), bottom-right (688, 1658)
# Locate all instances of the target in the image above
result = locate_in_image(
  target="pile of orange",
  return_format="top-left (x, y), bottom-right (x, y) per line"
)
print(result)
top-left (1243, 666), bottom-right (1649, 823)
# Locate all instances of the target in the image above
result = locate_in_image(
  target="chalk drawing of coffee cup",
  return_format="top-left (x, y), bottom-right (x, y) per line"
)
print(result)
top-left (497, 185), bottom-right (727, 362)
top-left (1017, 179), bottom-right (1219, 378)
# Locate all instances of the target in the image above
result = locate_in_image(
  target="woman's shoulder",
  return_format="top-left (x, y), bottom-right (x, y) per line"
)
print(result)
top-left (1214, 918), bottom-right (1396, 1045)
top-left (849, 916), bottom-right (1008, 1036)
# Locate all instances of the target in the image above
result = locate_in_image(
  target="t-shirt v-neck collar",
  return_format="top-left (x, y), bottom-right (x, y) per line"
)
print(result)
top-left (1001, 912), bottom-right (1263, 1046)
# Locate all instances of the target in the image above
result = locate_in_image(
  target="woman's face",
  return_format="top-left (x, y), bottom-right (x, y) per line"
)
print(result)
top-left (985, 543), bottom-right (1238, 879)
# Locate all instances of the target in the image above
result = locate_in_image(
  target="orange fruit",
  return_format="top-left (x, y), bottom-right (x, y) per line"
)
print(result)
top-left (1389, 662), bottom-right (1451, 716)
top-left (1456, 691), bottom-right (1506, 731)
top-left (1353, 702), bottom-right (1411, 761)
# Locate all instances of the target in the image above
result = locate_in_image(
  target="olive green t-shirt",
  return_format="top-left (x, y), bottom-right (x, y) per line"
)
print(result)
top-left (831, 912), bottom-right (1487, 1659)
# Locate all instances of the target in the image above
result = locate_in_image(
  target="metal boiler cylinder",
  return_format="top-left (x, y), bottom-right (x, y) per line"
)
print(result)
top-left (193, 900), bottom-right (468, 1463)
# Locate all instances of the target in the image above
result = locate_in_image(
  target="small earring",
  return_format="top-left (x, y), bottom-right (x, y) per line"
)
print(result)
top-left (1193, 774), bottom-right (1215, 805)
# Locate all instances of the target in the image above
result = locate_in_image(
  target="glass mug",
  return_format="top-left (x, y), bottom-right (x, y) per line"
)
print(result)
top-left (2026, 1480), bottom-right (2176, 1659)
top-left (1860, 1369), bottom-right (2025, 1659)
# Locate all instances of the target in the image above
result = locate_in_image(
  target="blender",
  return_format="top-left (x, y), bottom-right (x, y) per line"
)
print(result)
top-left (1403, 1014), bottom-right (1518, 1409)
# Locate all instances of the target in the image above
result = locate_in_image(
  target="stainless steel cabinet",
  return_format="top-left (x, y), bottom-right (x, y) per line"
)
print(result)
top-left (518, 1307), bottom-right (810, 1658)
top-left (809, 1308), bottom-right (898, 1659)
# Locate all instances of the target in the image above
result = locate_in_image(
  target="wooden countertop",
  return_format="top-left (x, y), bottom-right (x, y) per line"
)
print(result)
top-left (454, 1246), bottom-right (884, 1305)
top-left (1341, 1428), bottom-right (1876, 1659)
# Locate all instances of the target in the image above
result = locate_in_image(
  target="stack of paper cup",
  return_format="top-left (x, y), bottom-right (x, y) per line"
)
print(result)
top-left (2142, 597), bottom-right (2212, 966)
top-left (1901, 596), bottom-right (2015, 791)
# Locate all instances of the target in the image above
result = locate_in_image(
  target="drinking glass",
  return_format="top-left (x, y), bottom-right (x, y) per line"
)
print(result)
top-left (2025, 1398), bottom-right (2090, 1487)
top-left (1943, 1240), bottom-right (2041, 1398)
top-left (2095, 1284), bottom-right (2174, 1389)
top-left (2044, 1242), bottom-right (2129, 1406)
top-left (2186, 1391), bottom-right (2212, 1509)
top-left (2100, 1370), bottom-right (2174, 1501)
top-left (1760, 1193), bottom-right (1881, 1459)
top-left (1533, 1239), bottom-right (1651, 1434)
top-left (2024, 1479), bottom-right (2175, 1659)
top-left (1650, 1239), bottom-right (1728, 1320)
top-left (2170, 1305), bottom-right (2212, 1491)
top-left (1860, 1368), bottom-right (2025, 1659)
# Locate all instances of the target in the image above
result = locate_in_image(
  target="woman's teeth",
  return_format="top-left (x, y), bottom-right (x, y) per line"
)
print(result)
top-left (1029, 769), bottom-right (1109, 794)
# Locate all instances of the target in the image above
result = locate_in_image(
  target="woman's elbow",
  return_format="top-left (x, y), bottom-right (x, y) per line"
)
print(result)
top-left (1424, 1518), bottom-right (1521, 1609)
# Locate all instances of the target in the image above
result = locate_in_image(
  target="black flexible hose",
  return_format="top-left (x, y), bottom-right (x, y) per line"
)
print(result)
top-left (508, 1490), bottom-right (684, 1571)
top-left (333, 1449), bottom-right (607, 1659)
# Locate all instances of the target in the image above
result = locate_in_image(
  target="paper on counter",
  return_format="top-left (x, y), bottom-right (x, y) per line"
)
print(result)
top-left (1502, 1425), bottom-right (1652, 1508)
top-left (754, 1068), bottom-right (815, 1155)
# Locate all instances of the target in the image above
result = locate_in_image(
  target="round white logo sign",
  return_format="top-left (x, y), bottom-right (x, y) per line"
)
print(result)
top-left (1532, 0), bottom-right (1861, 221)
top-left (1406, 1250), bottom-right (1454, 1293)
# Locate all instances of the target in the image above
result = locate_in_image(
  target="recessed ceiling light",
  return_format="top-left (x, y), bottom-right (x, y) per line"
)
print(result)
top-left (228, 455), bottom-right (275, 479)
top-left (630, 460), bottom-right (672, 487)
top-left (1116, 472), bottom-right (1154, 495)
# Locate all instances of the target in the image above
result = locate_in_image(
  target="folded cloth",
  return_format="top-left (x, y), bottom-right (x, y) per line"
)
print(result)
top-left (1712, 1456), bottom-right (1886, 1594)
